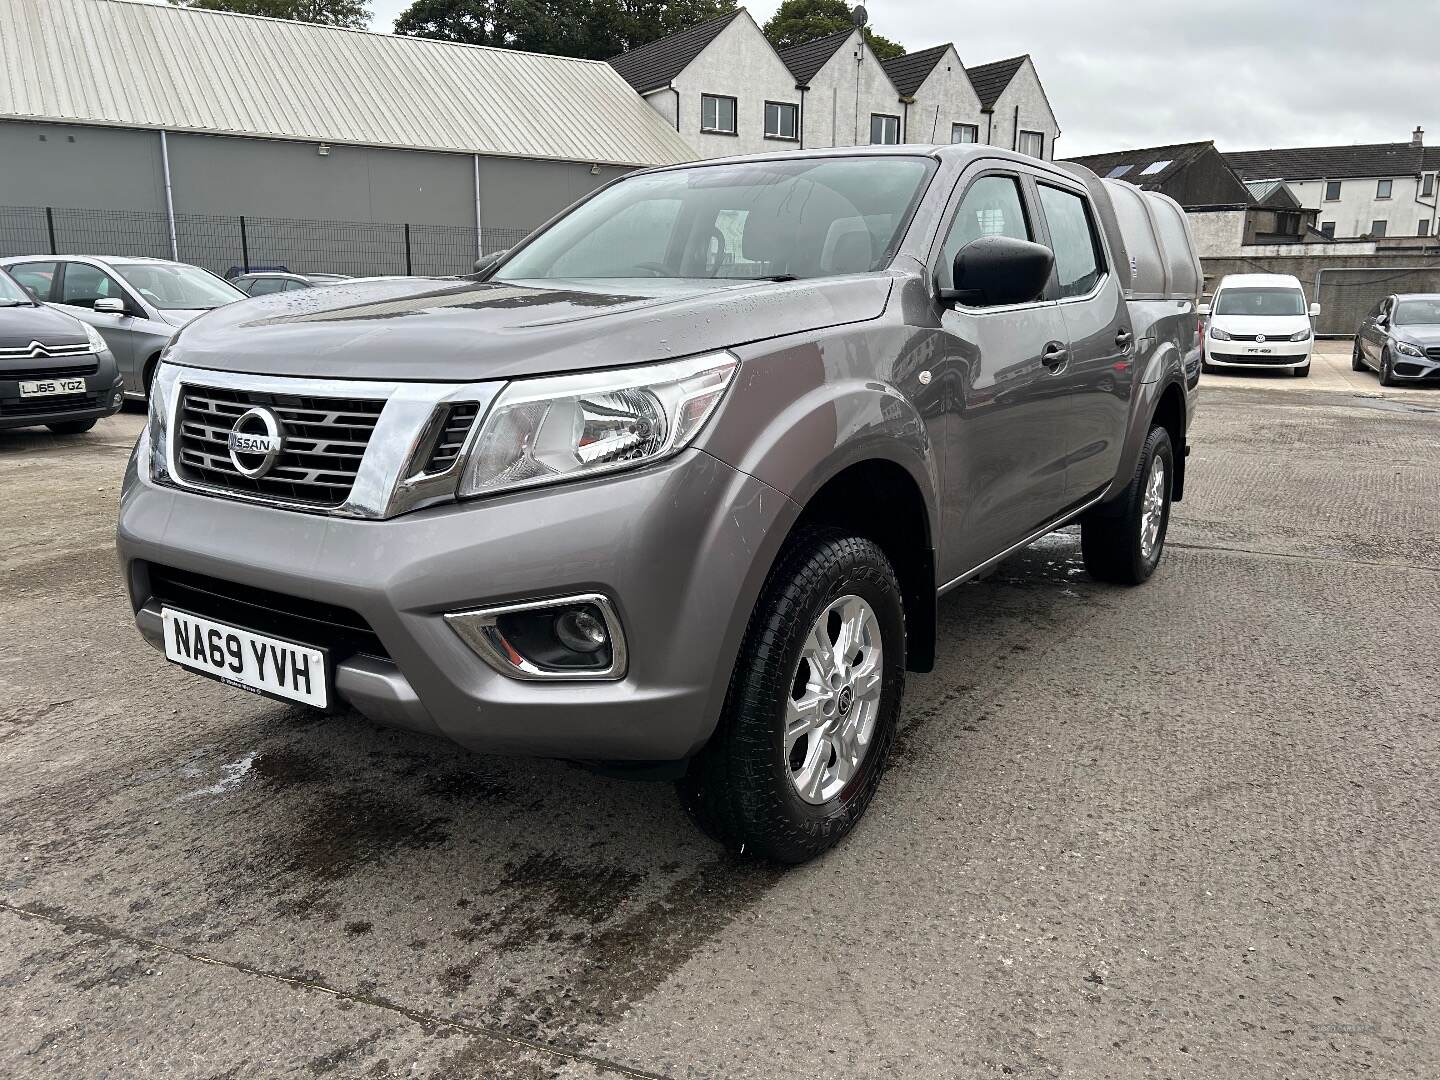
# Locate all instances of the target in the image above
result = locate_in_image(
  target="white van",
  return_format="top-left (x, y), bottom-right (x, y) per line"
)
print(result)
top-left (1201, 273), bottom-right (1318, 378)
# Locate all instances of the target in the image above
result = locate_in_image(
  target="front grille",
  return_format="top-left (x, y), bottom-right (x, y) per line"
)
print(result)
top-left (146, 563), bottom-right (388, 660)
top-left (1209, 352), bottom-right (1299, 366)
top-left (1, 391), bottom-right (98, 416)
top-left (425, 403), bottom-right (479, 473)
top-left (1425, 347), bottom-right (1440, 361)
top-left (176, 384), bottom-right (386, 508)
top-left (3, 359), bottom-right (101, 379)
top-left (0, 341), bottom-right (91, 360)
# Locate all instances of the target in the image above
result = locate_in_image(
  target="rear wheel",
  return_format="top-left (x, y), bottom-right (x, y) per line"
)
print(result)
top-left (46, 419), bottom-right (96, 435)
top-left (677, 530), bottom-right (905, 864)
top-left (1081, 425), bottom-right (1174, 586)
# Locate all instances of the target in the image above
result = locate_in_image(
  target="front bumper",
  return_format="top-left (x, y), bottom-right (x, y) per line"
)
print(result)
top-left (117, 438), bottom-right (796, 761)
top-left (1205, 342), bottom-right (1311, 369)
top-left (1388, 350), bottom-right (1440, 380)
top-left (0, 353), bottom-right (124, 430)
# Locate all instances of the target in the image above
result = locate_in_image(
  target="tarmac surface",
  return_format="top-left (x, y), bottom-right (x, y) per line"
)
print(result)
top-left (2, 342), bottom-right (1437, 1078)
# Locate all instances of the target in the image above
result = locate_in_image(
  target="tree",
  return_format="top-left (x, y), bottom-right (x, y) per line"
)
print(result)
top-left (762, 0), bottom-right (903, 60)
top-left (393, 0), bottom-right (737, 59)
top-left (167, 0), bottom-right (371, 28)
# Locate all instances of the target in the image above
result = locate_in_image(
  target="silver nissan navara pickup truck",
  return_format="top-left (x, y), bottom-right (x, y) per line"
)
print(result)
top-left (118, 146), bottom-right (1202, 863)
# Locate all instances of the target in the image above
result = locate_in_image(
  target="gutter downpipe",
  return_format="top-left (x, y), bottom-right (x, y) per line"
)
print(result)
top-left (158, 130), bottom-right (178, 261)
top-left (798, 86), bottom-right (808, 149)
top-left (473, 154), bottom-right (484, 258)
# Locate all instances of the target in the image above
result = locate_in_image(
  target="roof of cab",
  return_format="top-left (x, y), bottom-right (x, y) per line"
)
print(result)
top-left (1215, 273), bottom-right (1304, 289)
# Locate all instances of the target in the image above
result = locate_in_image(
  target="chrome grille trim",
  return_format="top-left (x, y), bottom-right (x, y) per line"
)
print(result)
top-left (158, 365), bottom-right (504, 519)
top-left (0, 341), bottom-right (93, 360)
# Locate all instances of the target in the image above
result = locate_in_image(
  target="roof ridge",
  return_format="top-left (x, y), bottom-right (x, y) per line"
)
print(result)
top-left (776, 25), bottom-right (856, 55)
top-left (607, 7), bottom-right (743, 63)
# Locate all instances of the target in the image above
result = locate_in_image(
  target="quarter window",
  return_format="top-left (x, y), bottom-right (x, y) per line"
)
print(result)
top-left (869, 114), bottom-right (900, 145)
top-left (1324, 180), bottom-right (1341, 200)
top-left (951, 123), bottom-right (978, 144)
top-left (700, 94), bottom-right (737, 134)
top-left (764, 101), bottom-right (798, 140)
top-left (1037, 185), bottom-right (1103, 299)
top-left (1017, 130), bottom-right (1045, 158)
top-left (1376, 178), bottom-right (1393, 199)
top-left (246, 277), bottom-right (289, 296)
top-left (937, 174), bottom-right (1031, 294)
top-left (6, 261), bottom-right (58, 300)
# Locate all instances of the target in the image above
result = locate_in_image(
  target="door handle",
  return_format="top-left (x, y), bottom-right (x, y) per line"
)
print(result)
top-left (1041, 342), bottom-right (1068, 370)
top-left (1116, 328), bottom-right (1133, 350)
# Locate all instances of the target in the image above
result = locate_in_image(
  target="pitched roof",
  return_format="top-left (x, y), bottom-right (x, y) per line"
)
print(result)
top-left (1225, 142), bottom-right (1426, 181)
top-left (1, 0), bottom-right (695, 167)
top-left (606, 9), bottom-right (745, 94)
top-left (967, 55), bottom-right (1026, 110)
top-left (880, 44), bottom-right (950, 97)
top-left (1065, 141), bottom-right (1216, 190)
top-left (777, 27), bottom-right (856, 86)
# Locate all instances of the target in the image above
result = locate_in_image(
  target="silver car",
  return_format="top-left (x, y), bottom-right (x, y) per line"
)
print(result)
top-left (0, 255), bottom-right (244, 400)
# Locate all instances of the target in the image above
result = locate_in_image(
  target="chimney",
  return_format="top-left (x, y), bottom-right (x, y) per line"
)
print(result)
top-left (1413, 126), bottom-right (1424, 147)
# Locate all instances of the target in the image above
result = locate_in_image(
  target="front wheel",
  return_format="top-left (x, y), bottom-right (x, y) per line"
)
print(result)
top-left (46, 419), bottom-right (96, 435)
top-left (677, 530), bottom-right (906, 864)
top-left (1352, 341), bottom-right (1366, 371)
top-left (1081, 425), bottom-right (1174, 585)
top-left (1379, 349), bottom-right (1398, 387)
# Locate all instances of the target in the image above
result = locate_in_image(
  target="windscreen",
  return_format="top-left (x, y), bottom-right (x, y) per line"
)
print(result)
top-left (497, 157), bottom-right (935, 283)
top-left (1394, 298), bottom-right (1440, 325)
top-left (1215, 287), bottom-right (1306, 316)
top-left (0, 268), bottom-right (32, 305)
top-left (112, 262), bottom-right (244, 310)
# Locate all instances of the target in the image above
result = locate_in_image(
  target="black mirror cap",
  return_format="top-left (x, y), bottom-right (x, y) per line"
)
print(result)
top-left (939, 235), bottom-right (1054, 308)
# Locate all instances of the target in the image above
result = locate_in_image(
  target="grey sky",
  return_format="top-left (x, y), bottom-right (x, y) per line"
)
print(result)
top-left (366, 0), bottom-right (1438, 157)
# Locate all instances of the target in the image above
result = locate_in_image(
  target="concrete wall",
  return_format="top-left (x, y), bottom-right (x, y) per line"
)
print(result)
top-left (984, 58), bottom-right (1058, 160)
top-left (1287, 175), bottom-right (1439, 239)
top-left (804, 30), bottom-right (904, 148)
top-left (905, 46), bottom-right (983, 144)
top-left (0, 120), bottom-right (166, 211)
top-left (1186, 209), bottom-right (1247, 258)
top-left (671, 13), bottom-right (801, 158)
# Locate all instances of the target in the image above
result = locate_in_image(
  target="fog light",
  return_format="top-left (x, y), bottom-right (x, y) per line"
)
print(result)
top-left (444, 594), bottom-right (626, 681)
top-left (113, 391), bottom-right (124, 407)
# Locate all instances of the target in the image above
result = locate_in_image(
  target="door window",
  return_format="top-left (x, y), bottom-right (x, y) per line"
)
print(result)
top-left (60, 263), bottom-right (127, 307)
top-left (7, 261), bottom-right (58, 301)
top-left (937, 175), bottom-right (1031, 294)
top-left (1037, 185), bottom-right (1104, 299)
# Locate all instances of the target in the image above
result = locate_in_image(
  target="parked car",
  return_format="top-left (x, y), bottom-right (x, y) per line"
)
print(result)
top-left (231, 271), bottom-right (353, 296)
top-left (0, 265), bottom-right (124, 434)
top-left (117, 146), bottom-right (1200, 863)
top-left (1352, 294), bottom-right (1440, 385)
top-left (0, 255), bottom-right (245, 400)
top-left (1200, 273), bottom-right (1318, 377)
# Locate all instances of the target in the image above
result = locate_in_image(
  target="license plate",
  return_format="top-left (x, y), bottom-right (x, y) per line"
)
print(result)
top-left (161, 608), bottom-right (329, 709)
top-left (19, 377), bottom-right (86, 397)
top-left (1244, 347), bottom-right (1273, 355)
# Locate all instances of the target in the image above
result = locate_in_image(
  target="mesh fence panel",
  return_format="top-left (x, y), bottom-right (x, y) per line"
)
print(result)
top-left (0, 206), bottom-right (51, 257)
top-left (1314, 267), bottom-right (1440, 336)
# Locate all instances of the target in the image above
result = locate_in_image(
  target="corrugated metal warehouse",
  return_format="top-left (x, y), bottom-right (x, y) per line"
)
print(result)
top-left (0, 0), bottom-right (695, 274)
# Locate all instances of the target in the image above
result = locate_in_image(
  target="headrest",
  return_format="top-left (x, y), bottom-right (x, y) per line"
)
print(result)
top-left (742, 208), bottom-right (789, 264)
top-left (829, 230), bottom-right (874, 274)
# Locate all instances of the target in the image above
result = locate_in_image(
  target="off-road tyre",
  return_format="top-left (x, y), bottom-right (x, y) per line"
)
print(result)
top-left (1081, 425), bottom-right (1174, 586)
top-left (676, 529), bottom-right (906, 864)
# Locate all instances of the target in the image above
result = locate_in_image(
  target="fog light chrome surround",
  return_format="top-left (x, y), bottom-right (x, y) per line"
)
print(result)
top-left (444, 593), bottom-right (628, 682)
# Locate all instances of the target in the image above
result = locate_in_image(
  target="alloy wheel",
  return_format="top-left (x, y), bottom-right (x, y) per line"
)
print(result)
top-left (1139, 455), bottom-right (1167, 562)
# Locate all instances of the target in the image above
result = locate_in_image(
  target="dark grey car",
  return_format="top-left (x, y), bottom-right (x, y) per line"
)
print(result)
top-left (117, 146), bottom-right (1200, 862)
top-left (1353, 294), bottom-right (1440, 384)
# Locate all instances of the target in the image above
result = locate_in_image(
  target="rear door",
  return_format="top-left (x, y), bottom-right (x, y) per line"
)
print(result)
top-left (930, 166), bottom-right (1073, 581)
top-left (1033, 180), bottom-right (1130, 503)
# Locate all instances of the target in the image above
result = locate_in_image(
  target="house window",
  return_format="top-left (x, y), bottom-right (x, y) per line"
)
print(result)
top-left (1376, 178), bottom-right (1393, 199)
top-left (763, 101), bottom-right (798, 141)
top-left (870, 113), bottom-right (900, 145)
top-left (951, 123), bottom-right (978, 144)
top-left (1420, 219), bottom-right (1431, 237)
top-left (700, 94), bottom-right (737, 135)
top-left (1319, 221), bottom-right (1335, 239)
top-left (1324, 180), bottom-right (1342, 201)
top-left (1370, 219), bottom-right (1387, 238)
top-left (1424, 174), bottom-right (1436, 198)
top-left (1017, 130), bottom-right (1045, 158)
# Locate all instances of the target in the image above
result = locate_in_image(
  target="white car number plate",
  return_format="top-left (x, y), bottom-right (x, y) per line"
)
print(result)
top-left (19, 377), bottom-right (86, 397)
top-left (161, 608), bottom-right (329, 709)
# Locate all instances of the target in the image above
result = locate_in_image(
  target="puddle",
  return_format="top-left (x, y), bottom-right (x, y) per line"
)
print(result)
top-left (177, 751), bottom-right (259, 801)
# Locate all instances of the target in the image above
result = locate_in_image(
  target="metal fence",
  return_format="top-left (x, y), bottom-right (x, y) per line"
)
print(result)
top-left (1312, 266), bottom-right (1440, 337)
top-left (0, 206), bottom-right (527, 278)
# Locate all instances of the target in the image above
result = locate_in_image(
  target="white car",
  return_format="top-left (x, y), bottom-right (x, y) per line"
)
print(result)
top-left (1200, 273), bottom-right (1318, 378)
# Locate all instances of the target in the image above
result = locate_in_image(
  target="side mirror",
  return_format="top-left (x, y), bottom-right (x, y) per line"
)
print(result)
top-left (1376, 313), bottom-right (1389, 329)
top-left (21, 285), bottom-right (41, 302)
top-left (939, 235), bottom-right (1054, 307)
top-left (1197, 302), bottom-right (1212, 316)
top-left (473, 249), bottom-right (509, 275)
top-left (1308, 302), bottom-right (1321, 318)
top-left (93, 297), bottom-right (126, 315)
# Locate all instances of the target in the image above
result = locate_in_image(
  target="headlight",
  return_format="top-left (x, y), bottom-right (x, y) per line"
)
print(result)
top-left (147, 362), bottom-right (172, 483)
top-left (1395, 340), bottom-right (1424, 357)
top-left (458, 352), bottom-right (738, 499)
top-left (1289, 328), bottom-right (1311, 342)
top-left (83, 322), bottom-right (108, 354)
top-left (1209, 327), bottom-right (1232, 341)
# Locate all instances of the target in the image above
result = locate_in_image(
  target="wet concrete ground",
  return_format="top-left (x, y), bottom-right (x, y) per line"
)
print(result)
top-left (2, 342), bottom-right (1438, 1078)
